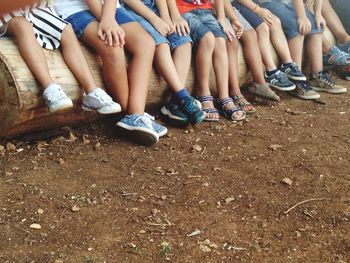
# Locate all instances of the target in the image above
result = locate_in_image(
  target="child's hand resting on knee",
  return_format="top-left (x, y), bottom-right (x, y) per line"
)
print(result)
top-left (98, 17), bottom-right (125, 47)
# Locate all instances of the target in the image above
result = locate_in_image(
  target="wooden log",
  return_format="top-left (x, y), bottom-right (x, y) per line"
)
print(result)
top-left (0, 28), bottom-right (335, 137)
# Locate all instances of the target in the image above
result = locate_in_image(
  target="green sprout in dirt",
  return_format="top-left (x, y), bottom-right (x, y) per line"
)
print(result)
top-left (85, 255), bottom-right (95, 263)
top-left (161, 241), bottom-right (171, 256)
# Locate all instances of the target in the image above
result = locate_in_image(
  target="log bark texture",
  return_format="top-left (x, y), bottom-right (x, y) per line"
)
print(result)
top-left (0, 30), bottom-right (335, 137)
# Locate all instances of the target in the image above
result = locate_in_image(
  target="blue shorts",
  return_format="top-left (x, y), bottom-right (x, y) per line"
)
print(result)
top-left (65, 7), bottom-right (135, 38)
top-left (123, 3), bottom-right (192, 49)
top-left (260, 1), bottom-right (323, 40)
top-left (232, 1), bottom-right (263, 29)
top-left (182, 9), bottom-right (226, 47)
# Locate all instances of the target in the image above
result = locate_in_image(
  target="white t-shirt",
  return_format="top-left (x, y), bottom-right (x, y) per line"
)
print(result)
top-left (54, 0), bottom-right (121, 19)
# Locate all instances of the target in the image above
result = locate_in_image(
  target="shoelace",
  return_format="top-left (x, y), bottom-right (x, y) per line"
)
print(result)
top-left (298, 81), bottom-right (312, 92)
top-left (134, 115), bottom-right (153, 129)
top-left (182, 98), bottom-right (198, 113)
top-left (93, 89), bottom-right (113, 104)
top-left (49, 87), bottom-right (66, 102)
top-left (319, 71), bottom-right (335, 86)
top-left (276, 71), bottom-right (289, 82)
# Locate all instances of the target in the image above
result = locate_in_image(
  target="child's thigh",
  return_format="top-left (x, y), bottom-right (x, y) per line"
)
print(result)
top-left (232, 2), bottom-right (264, 29)
top-left (125, 8), bottom-right (168, 46)
top-left (6, 16), bottom-right (33, 36)
top-left (262, 2), bottom-right (299, 40)
top-left (122, 21), bottom-right (155, 51)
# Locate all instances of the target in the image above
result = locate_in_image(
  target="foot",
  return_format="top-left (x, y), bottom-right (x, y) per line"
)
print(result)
top-left (217, 97), bottom-right (246, 121)
top-left (116, 114), bottom-right (159, 146)
top-left (290, 81), bottom-right (320, 100)
top-left (280, 62), bottom-right (306, 81)
top-left (248, 83), bottom-right (280, 101)
top-left (43, 83), bottom-right (73, 113)
top-left (323, 46), bottom-right (350, 66)
top-left (308, 70), bottom-right (347, 94)
top-left (82, 88), bottom-right (121, 114)
top-left (232, 94), bottom-right (256, 114)
top-left (336, 41), bottom-right (350, 54)
top-left (265, 70), bottom-right (296, 91)
top-left (160, 101), bottom-right (189, 126)
top-left (178, 96), bottom-right (206, 125)
top-left (197, 95), bottom-right (220, 122)
top-left (143, 113), bottom-right (168, 137)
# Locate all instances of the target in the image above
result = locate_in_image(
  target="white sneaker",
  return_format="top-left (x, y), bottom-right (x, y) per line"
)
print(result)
top-left (82, 88), bottom-right (121, 114)
top-left (43, 84), bottom-right (73, 113)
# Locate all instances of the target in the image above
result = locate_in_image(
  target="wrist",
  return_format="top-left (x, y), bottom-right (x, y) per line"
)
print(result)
top-left (297, 14), bottom-right (307, 19)
top-left (252, 4), bottom-right (259, 13)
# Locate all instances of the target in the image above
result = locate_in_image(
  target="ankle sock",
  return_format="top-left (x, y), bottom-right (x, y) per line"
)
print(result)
top-left (174, 88), bottom-right (190, 103)
top-left (266, 68), bottom-right (278, 76)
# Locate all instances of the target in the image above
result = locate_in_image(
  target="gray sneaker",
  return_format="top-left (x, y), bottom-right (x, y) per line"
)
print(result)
top-left (43, 84), bottom-right (73, 113)
top-left (290, 81), bottom-right (320, 100)
top-left (309, 70), bottom-right (347, 94)
top-left (82, 88), bottom-right (121, 114)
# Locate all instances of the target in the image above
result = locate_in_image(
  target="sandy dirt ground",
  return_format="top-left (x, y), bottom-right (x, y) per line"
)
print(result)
top-left (0, 79), bottom-right (350, 263)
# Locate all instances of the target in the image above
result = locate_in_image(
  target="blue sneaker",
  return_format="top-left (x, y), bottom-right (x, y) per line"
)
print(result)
top-left (178, 96), bottom-right (206, 125)
top-left (143, 113), bottom-right (168, 137)
top-left (116, 114), bottom-right (159, 146)
top-left (280, 62), bottom-right (306, 81)
top-left (265, 70), bottom-right (296, 91)
top-left (323, 46), bottom-right (350, 66)
top-left (336, 41), bottom-right (350, 54)
top-left (160, 101), bottom-right (189, 127)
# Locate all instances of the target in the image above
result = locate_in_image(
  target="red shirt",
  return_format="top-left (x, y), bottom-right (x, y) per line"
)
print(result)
top-left (176, 0), bottom-right (213, 14)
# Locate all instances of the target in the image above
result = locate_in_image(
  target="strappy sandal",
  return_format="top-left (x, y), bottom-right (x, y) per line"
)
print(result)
top-left (232, 94), bottom-right (256, 115)
top-left (247, 82), bottom-right (280, 101)
top-left (197, 95), bottom-right (220, 122)
top-left (216, 97), bottom-right (246, 121)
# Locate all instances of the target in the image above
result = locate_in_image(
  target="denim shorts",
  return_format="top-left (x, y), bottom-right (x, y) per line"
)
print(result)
top-left (232, 1), bottom-right (263, 29)
top-left (124, 4), bottom-right (192, 49)
top-left (65, 7), bottom-right (135, 38)
top-left (330, 0), bottom-right (350, 34)
top-left (182, 9), bottom-right (226, 47)
top-left (260, 1), bottom-right (323, 40)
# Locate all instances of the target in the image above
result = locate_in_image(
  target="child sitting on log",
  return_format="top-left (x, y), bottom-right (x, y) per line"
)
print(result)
top-left (0, 0), bottom-right (121, 114)
top-left (174, 0), bottom-right (246, 122)
top-left (54, 0), bottom-right (168, 146)
top-left (258, 0), bottom-right (347, 97)
top-left (119, 0), bottom-right (206, 127)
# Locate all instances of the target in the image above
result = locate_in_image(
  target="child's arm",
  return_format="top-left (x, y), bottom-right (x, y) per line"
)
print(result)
top-left (214, 0), bottom-right (235, 41)
top-left (85, 0), bottom-right (125, 47)
top-left (155, 0), bottom-right (175, 34)
top-left (313, 0), bottom-right (326, 29)
top-left (166, 0), bottom-right (190, 36)
top-left (237, 0), bottom-right (273, 25)
top-left (223, 0), bottom-right (243, 39)
top-left (123, 0), bottom-right (170, 36)
top-left (292, 0), bottom-right (311, 35)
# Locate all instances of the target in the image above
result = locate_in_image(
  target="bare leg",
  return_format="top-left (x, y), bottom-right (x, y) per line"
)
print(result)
top-left (122, 22), bottom-right (155, 114)
top-left (288, 35), bottom-right (305, 69)
top-left (322, 35), bottom-right (333, 53)
top-left (7, 17), bottom-right (53, 89)
top-left (306, 33), bottom-right (323, 74)
top-left (322, 0), bottom-right (350, 44)
top-left (269, 15), bottom-right (293, 64)
top-left (60, 25), bottom-right (96, 93)
top-left (256, 23), bottom-right (277, 71)
top-left (195, 32), bottom-right (218, 120)
top-left (240, 29), bottom-right (266, 84)
top-left (213, 37), bottom-right (229, 99)
top-left (81, 21), bottom-right (129, 111)
top-left (172, 43), bottom-right (192, 87)
top-left (154, 43), bottom-right (184, 93)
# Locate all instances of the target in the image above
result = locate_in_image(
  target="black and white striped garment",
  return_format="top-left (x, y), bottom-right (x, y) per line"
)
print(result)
top-left (0, 0), bottom-right (68, 50)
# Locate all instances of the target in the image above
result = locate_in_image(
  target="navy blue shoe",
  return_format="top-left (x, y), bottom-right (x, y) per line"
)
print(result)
top-left (280, 62), bottom-right (306, 81)
top-left (265, 70), bottom-right (295, 91)
top-left (178, 96), bottom-right (206, 125)
top-left (160, 101), bottom-right (189, 127)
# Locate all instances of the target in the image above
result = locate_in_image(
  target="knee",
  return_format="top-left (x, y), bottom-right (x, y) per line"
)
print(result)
top-left (243, 29), bottom-right (258, 44)
top-left (131, 33), bottom-right (155, 57)
top-left (272, 15), bottom-right (281, 27)
top-left (199, 32), bottom-right (216, 50)
top-left (256, 22), bottom-right (270, 36)
top-left (215, 37), bottom-right (227, 49)
top-left (101, 46), bottom-right (126, 65)
top-left (8, 17), bottom-right (32, 36)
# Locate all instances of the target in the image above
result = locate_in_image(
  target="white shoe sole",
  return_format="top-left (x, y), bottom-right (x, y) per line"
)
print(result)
top-left (160, 106), bottom-right (187, 121)
top-left (116, 122), bottom-right (159, 146)
top-left (293, 93), bottom-right (321, 100)
top-left (311, 86), bottom-right (348, 94)
top-left (285, 74), bottom-right (307, 81)
top-left (268, 83), bottom-right (296, 91)
top-left (82, 103), bottom-right (122, 114)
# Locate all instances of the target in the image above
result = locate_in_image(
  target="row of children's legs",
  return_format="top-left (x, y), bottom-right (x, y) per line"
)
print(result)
top-left (2, 0), bottom-right (350, 146)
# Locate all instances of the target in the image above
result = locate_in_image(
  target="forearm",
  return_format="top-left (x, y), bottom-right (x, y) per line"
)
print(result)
top-left (123, 0), bottom-right (159, 22)
top-left (155, 0), bottom-right (170, 19)
top-left (214, 0), bottom-right (225, 20)
top-left (313, 0), bottom-right (323, 15)
top-left (292, 0), bottom-right (307, 18)
top-left (237, 0), bottom-right (258, 12)
top-left (85, 0), bottom-right (117, 20)
top-left (167, 0), bottom-right (182, 20)
top-left (224, 0), bottom-right (238, 21)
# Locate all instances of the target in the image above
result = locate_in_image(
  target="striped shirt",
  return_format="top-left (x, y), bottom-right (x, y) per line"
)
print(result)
top-left (0, 0), bottom-right (68, 50)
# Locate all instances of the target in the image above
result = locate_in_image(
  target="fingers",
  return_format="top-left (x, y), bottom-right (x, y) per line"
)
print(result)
top-left (97, 28), bottom-right (105, 42)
